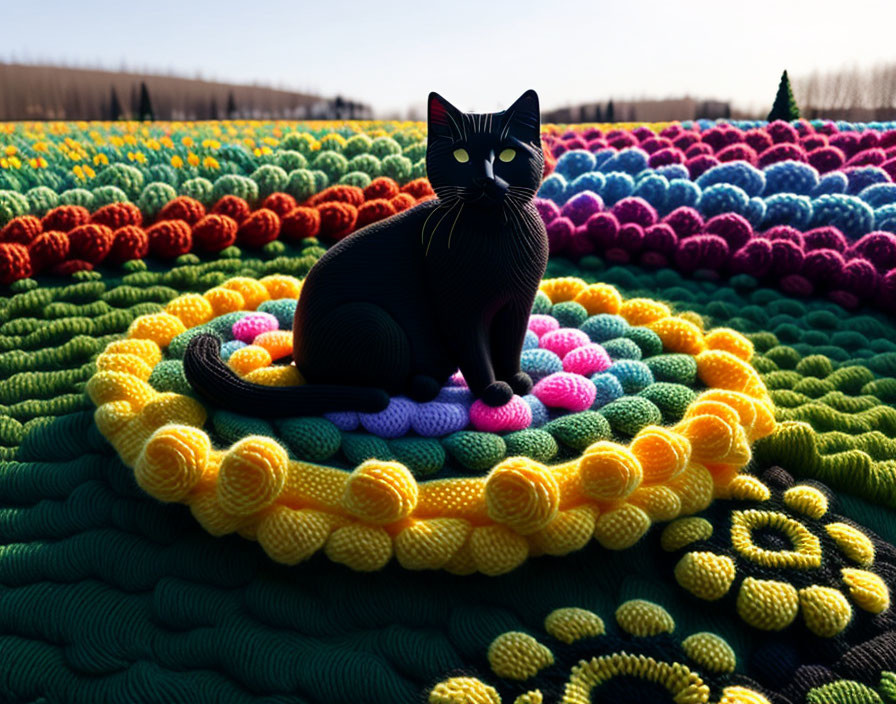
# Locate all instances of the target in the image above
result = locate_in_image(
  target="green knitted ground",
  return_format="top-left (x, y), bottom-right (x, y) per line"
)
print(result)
top-left (2, 254), bottom-right (896, 703)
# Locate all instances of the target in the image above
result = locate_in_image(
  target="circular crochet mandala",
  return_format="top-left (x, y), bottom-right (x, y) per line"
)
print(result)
top-left (86, 273), bottom-right (777, 574)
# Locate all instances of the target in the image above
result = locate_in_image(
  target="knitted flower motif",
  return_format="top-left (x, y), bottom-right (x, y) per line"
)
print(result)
top-left (665, 467), bottom-right (891, 637)
top-left (428, 599), bottom-right (773, 704)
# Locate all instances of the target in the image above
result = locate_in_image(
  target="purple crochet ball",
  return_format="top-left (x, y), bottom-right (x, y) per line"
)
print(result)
top-left (686, 154), bottom-right (720, 179)
top-left (640, 136), bottom-right (672, 154)
top-left (685, 142), bottom-right (714, 158)
top-left (648, 148), bottom-right (684, 169)
top-left (552, 143), bottom-right (568, 159)
top-left (561, 191), bottom-right (604, 226)
top-left (324, 411), bottom-right (359, 431)
top-left (882, 130), bottom-right (896, 148)
top-left (673, 133), bottom-right (700, 150)
top-left (546, 217), bottom-right (575, 254)
top-left (828, 289), bottom-right (860, 310)
top-left (585, 212), bottom-right (619, 249)
top-left (767, 120), bottom-right (799, 144)
top-left (643, 223), bottom-right (678, 255)
top-left (769, 239), bottom-right (805, 278)
top-left (830, 133), bottom-right (861, 158)
top-left (604, 248), bottom-right (631, 264)
top-left (700, 127), bottom-right (732, 151)
top-left (847, 148), bottom-right (886, 167)
top-left (608, 133), bottom-right (638, 149)
top-left (758, 143), bottom-right (806, 168)
top-left (436, 385), bottom-right (474, 407)
top-left (664, 207), bottom-right (704, 238)
top-left (639, 251), bottom-right (669, 268)
top-left (801, 135), bottom-right (828, 151)
top-left (359, 396), bottom-right (415, 438)
top-left (587, 138), bottom-right (608, 152)
top-left (567, 226), bottom-right (595, 258)
top-left (563, 137), bottom-right (588, 151)
top-left (763, 225), bottom-right (804, 247)
top-left (816, 122), bottom-right (838, 136)
top-left (611, 197), bottom-right (657, 227)
top-left (848, 231), bottom-right (896, 272)
top-left (745, 128), bottom-right (773, 153)
top-left (615, 223), bottom-right (646, 254)
top-left (860, 131), bottom-right (882, 150)
top-left (704, 213), bottom-right (752, 251)
top-left (534, 198), bottom-right (560, 225)
top-left (838, 257), bottom-right (880, 299)
top-left (804, 226), bottom-right (848, 253)
top-left (582, 127), bottom-right (603, 140)
top-left (801, 248), bottom-right (846, 285)
top-left (881, 268), bottom-right (896, 308)
top-left (410, 401), bottom-right (469, 437)
top-left (631, 126), bottom-right (655, 142)
top-left (660, 124), bottom-right (684, 139)
top-left (731, 238), bottom-right (774, 278)
top-left (779, 274), bottom-right (814, 297)
top-left (717, 143), bottom-right (758, 165)
top-left (674, 234), bottom-right (729, 272)
top-left (807, 146), bottom-right (845, 174)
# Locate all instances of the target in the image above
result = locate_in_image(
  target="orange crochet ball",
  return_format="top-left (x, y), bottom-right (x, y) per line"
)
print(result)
top-left (107, 225), bottom-right (149, 264)
top-left (309, 185), bottom-right (365, 208)
top-left (261, 192), bottom-right (297, 217)
top-left (356, 199), bottom-right (397, 228)
top-left (363, 177), bottom-right (400, 201)
top-left (0, 215), bottom-right (42, 245)
top-left (237, 208), bottom-right (281, 248)
top-left (28, 231), bottom-right (69, 272)
top-left (192, 214), bottom-right (238, 252)
top-left (211, 195), bottom-right (251, 224)
top-left (316, 201), bottom-right (358, 240)
top-left (41, 205), bottom-right (90, 233)
top-left (0, 242), bottom-right (32, 284)
top-left (91, 202), bottom-right (143, 230)
top-left (400, 178), bottom-right (434, 200)
top-left (157, 196), bottom-right (206, 225)
top-left (67, 223), bottom-right (114, 264)
top-left (280, 206), bottom-right (321, 241)
top-left (147, 220), bottom-right (193, 258)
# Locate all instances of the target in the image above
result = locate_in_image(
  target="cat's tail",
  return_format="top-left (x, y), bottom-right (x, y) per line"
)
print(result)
top-left (182, 334), bottom-right (390, 417)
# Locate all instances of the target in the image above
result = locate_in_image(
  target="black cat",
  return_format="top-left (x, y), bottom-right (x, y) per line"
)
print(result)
top-left (183, 90), bottom-right (549, 417)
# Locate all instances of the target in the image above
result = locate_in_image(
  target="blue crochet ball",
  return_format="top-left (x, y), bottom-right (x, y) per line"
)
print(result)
top-left (666, 179), bottom-right (701, 210)
top-left (599, 147), bottom-right (649, 176)
top-left (523, 394), bottom-right (549, 427)
top-left (811, 172), bottom-right (848, 198)
top-left (762, 161), bottom-right (819, 196)
top-left (257, 298), bottom-right (298, 329)
top-left (745, 197), bottom-right (767, 227)
top-left (846, 166), bottom-right (890, 196)
top-left (697, 183), bottom-right (750, 218)
top-left (601, 337), bottom-right (643, 361)
top-left (696, 162), bottom-right (766, 197)
top-left (874, 203), bottom-right (896, 232)
top-left (537, 173), bottom-right (567, 204)
top-left (220, 339), bottom-right (248, 361)
top-left (580, 313), bottom-right (630, 342)
top-left (606, 360), bottom-right (655, 393)
top-left (520, 348), bottom-right (563, 381)
top-left (761, 193), bottom-right (813, 230)
top-left (592, 149), bottom-right (615, 169)
top-left (809, 194), bottom-right (875, 238)
top-left (555, 149), bottom-right (597, 180)
top-left (589, 372), bottom-right (625, 409)
top-left (522, 330), bottom-right (540, 351)
top-left (566, 172), bottom-right (606, 200)
top-left (860, 183), bottom-right (896, 209)
top-left (654, 164), bottom-right (689, 181)
top-left (601, 172), bottom-right (635, 206)
top-left (633, 174), bottom-right (669, 214)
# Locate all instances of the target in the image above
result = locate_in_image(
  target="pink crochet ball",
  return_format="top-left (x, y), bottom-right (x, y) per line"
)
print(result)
top-left (527, 314), bottom-right (560, 338)
top-left (539, 328), bottom-right (590, 357)
top-left (563, 343), bottom-right (611, 376)
top-left (532, 372), bottom-right (597, 412)
top-left (469, 395), bottom-right (533, 433)
top-left (232, 312), bottom-right (279, 343)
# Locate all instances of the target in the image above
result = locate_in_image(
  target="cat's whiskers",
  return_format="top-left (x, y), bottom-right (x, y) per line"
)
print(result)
top-left (446, 203), bottom-right (464, 249)
top-left (425, 198), bottom-right (461, 257)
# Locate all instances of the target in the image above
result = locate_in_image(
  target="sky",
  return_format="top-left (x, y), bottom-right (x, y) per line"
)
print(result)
top-left (4, 0), bottom-right (896, 118)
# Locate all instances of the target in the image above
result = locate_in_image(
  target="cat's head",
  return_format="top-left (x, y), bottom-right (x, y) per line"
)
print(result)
top-left (426, 90), bottom-right (543, 208)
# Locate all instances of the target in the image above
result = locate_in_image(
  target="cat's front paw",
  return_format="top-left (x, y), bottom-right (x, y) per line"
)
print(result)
top-left (481, 381), bottom-right (514, 407)
top-left (506, 371), bottom-right (533, 396)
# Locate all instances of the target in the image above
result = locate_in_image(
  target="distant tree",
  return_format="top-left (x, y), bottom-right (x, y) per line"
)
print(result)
top-left (209, 97), bottom-right (219, 120)
top-left (334, 95), bottom-right (345, 119)
top-left (767, 70), bottom-right (800, 121)
top-left (138, 82), bottom-right (155, 121)
top-left (593, 104), bottom-right (604, 122)
top-left (109, 87), bottom-right (124, 120)
top-left (606, 99), bottom-right (615, 123)
top-left (226, 91), bottom-right (237, 119)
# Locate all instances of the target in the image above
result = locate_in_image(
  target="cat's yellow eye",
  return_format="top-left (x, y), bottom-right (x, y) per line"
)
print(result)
top-left (499, 148), bottom-right (516, 162)
top-left (453, 148), bottom-right (469, 163)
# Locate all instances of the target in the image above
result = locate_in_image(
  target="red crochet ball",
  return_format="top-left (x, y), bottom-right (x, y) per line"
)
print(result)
top-left (363, 177), bottom-right (401, 201)
top-left (67, 224), bottom-right (114, 264)
top-left (191, 214), bottom-right (238, 252)
top-left (107, 225), bottom-right (149, 264)
top-left (261, 193), bottom-right (297, 217)
top-left (279, 207), bottom-right (321, 241)
top-left (317, 202), bottom-right (358, 240)
top-left (91, 202), bottom-right (143, 230)
top-left (50, 259), bottom-right (94, 276)
top-left (356, 199), bottom-right (397, 228)
top-left (157, 196), bottom-right (206, 225)
top-left (28, 231), bottom-right (69, 272)
top-left (309, 185), bottom-right (365, 208)
top-left (237, 208), bottom-right (281, 248)
top-left (0, 215), bottom-right (42, 245)
top-left (210, 195), bottom-right (251, 224)
top-left (147, 220), bottom-right (193, 258)
top-left (390, 193), bottom-right (416, 212)
top-left (41, 205), bottom-right (90, 233)
top-left (400, 178), bottom-right (435, 200)
top-left (0, 243), bottom-right (32, 284)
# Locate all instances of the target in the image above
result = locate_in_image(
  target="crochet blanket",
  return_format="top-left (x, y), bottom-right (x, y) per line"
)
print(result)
top-left (2, 118), bottom-right (896, 704)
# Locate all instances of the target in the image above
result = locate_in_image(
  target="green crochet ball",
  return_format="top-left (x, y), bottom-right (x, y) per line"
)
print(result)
top-left (503, 429), bottom-right (559, 463)
top-left (212, 411), bottom-right (275, 446)
top-left (148, 359), bottom-right (193, 395)
top-left (179, 177), bottom-right (215, 206)
top-left (388, 437), bottom-right (446, 478)
top-left (550, 301), bottom-right (588, 328)
top-left (531, 291), bottom-right (552, 315)
top-left (542, 411), bottom-right (612, 451)
top-left (644, 354), bottom-right (698, 385)
top-left (600, 396), bottom-right (663, 436)
top-left (441, 431), bottom-right (506, 472)
top-left (638, 383), bottom-right (697, 422)
top-left (275, 417), bottom-right (341, 462)
top-left (341, 433), bottom-right (395, 465)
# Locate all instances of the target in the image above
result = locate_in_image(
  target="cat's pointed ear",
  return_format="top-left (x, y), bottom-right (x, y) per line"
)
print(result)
top-left (428, 92), bottom-right (462, 142)
top-left (500, 89), bottom-right (540, 145)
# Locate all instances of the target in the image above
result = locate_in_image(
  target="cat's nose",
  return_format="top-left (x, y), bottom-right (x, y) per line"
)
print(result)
top-left (472, 176), bottom-right (493, 189)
